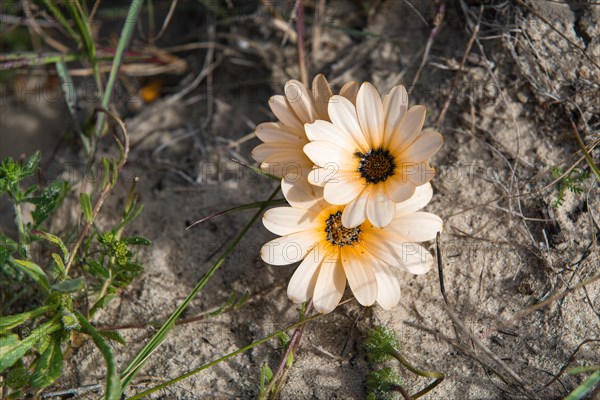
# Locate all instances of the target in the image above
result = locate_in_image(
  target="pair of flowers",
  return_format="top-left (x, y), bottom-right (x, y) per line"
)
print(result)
top-left (253, 75), bottom-right (443, 313)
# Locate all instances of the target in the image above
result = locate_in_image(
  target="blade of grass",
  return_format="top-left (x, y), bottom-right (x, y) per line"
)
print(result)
top-left (94, 0), bottom-right (144, 140)
top-left (186, 198), bottom-right (286, 230)
top-left (39, 0), bottom-right (81, 44)
top-left (127, 311), bottom-right (323, 400)
top-left (119, 185), bottom-right (281, 392)
top-left (56, 60), bottom-right (89, 152)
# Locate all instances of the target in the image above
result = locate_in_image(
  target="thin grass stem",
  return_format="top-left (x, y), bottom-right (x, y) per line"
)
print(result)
top-left (119, 185), bottom-right (281, 393)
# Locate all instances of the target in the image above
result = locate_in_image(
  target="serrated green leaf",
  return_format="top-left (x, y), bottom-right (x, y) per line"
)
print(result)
top-left (123, 236), bottom-right (151, 246)
top-left (28, 181), bottom-right (69, 228)
top-left (10, 259), bottom-right (49, 291)
top-left (0, 305), bottom-right (56, 331)
top-left (80, 192), bottom-right (93, 223)
top-left (5, 363), bottom-right (29, 389)
top-left (51, 277), bottom-right (85, 293)
top-left (30, 332), bottom-right (63, 388)
top-left (0, 318), bottom-right (61, 372)
top-left (32, 230), bottom-right (69, 263)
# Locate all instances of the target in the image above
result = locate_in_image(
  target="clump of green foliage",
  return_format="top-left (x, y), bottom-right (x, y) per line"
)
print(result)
top-left (551, 166), bottom-right (590, 208)
top-left (364, 326), bottom-right (444, 400)
top-left (0, 150), bottom-right (149, 399)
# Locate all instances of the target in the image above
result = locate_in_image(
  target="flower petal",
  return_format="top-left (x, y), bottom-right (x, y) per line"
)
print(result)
top-left (285, 80), bottom-right (317, 123)
top-left (389, 105), bottom-right (426, 154)
top-left (382, 85), bottom-right (408, 146)
top-left (385, 176), bottom-right (416, 203)
top-left (312, 74), bottom-right (333, 121)
top-left (269, 95), bottom-right (303, 130)
top-left (387, 212), bottom-right (443, 242)
top-left (367, 184), bottom-right (396, 227)
top-left (313, 253), bottom-right (346, 313)
top-left (305, 120), bottom-right (361, 153)
top-left (371, 257), bottom-right (401, 310)
top-left (328, 95), bottom-right (369, 152)
top-left (287, 245), bottom-right (325, 303)
top-left (252, 142), bottom-right (302, 162)
top-left (255, 122), bottom-right (305, 143)
top-left (341, 185), bottom-right (372, 228)
top-left (304, 141), bottom-right (358, 170)
top-left (341, 246), bottom-right (377, 306)
top-left (260, 231), bottom-right (320, 265)
top-left (394, 183), bottom-right (433, 215)
top-left (281, 176), bottom-right (326, 211)
top-left (263, 207), bottom-right (321, 236)
top-left (363, 230), bottom-right (434, 274)
top-left (261, 151), bottom-right (312, 178)
top-left (323, 173), bottom-right (364, 205)
top-left (401, 130), bottom-right (444, 163)
top-left (339, 81), bottom-right (359, 104)
top-left (356, 82), bottom-right (385, 148)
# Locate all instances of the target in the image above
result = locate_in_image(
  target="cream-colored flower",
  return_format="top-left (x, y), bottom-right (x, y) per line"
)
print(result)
top-left (252, 75), bottom-right (358, 179)
top-left (260, 178), bottom-right (442, 314)
top-left (304, 82), bottom-right (443, 228)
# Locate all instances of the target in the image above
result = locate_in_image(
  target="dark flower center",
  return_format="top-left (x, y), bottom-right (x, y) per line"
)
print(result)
top-left (325, 211), bottom-right (361, 246)
top-left (355, 148), bottom-right (396, 184)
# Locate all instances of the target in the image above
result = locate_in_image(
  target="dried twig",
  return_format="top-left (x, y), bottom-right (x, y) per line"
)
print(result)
top-left (409, 1), bottom-right (445, 95)
top-left (435, 5), bottom-right (481, 129)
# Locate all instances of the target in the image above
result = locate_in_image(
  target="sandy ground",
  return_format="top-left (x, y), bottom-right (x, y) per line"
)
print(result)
top-left (1, 1), bottom-right (599, 399)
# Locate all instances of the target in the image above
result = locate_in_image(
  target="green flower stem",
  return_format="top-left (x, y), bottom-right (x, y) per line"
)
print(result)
top-left (571, 120), bottom-right (600, 182)
top-left (390, 349), bottom-right (444, 380)
top-left (119, 185), bottom-right (281, 393)
top-left (127, 311), bottom-right (322, 400)
top-left (389, 349), bottom-right (444, 399)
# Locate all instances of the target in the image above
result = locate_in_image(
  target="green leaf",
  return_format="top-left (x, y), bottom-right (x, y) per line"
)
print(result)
top-left (51, 253), bottom-right (66, 275)
top-left (51, 277), bottom-right (85, 293)
top-left (85, 259), bottom-right (110, 279)
top-left (75, 311), bottom-right (122, 400)
top-left (0, 318), bottom-right (61, 372)
top-left (5, 363), bottom-right (30, 389)
top-left (102, 158), bottom-right (111, 189)
top-left (0, 305), bottom-right (56, 331)
top-left (28, 181), bottom-right (69, 228)
top-left (55, 60), bottom-right (88, 150)
top-left (0, 235), bottom-right (19, 266)
top-left (123, 236), bottom-right (152, 246)
top-left (10, 259), bottom-right (49, 291)
top-left (22, 151), bottom-right (41, 176)
top-left (90, 293), bottom-right (116, 316)
top-left (564, 371), bottom-right (600, 400)
top-left (30, 332), bottom-right (63, 388)
top-left (80, 192), bottom-right (93, 223)
top-left (32, 230), bottom-right (69, 263)
top-left (259, 362), bottom-right (273, 395)
top-left (100, 330), bottom-right (127, 345)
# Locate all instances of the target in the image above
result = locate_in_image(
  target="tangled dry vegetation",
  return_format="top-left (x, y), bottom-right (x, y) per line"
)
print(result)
top-left (1, 1), bottom-right (598, 399)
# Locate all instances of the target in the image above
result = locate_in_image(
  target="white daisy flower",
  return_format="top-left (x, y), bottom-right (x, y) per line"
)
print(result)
top-left (260, 178), bottom-right (442, 314)
top-left (252, 75), bottom-right (358, 179)
top-left (304, 82), bottom-right (443, 228)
